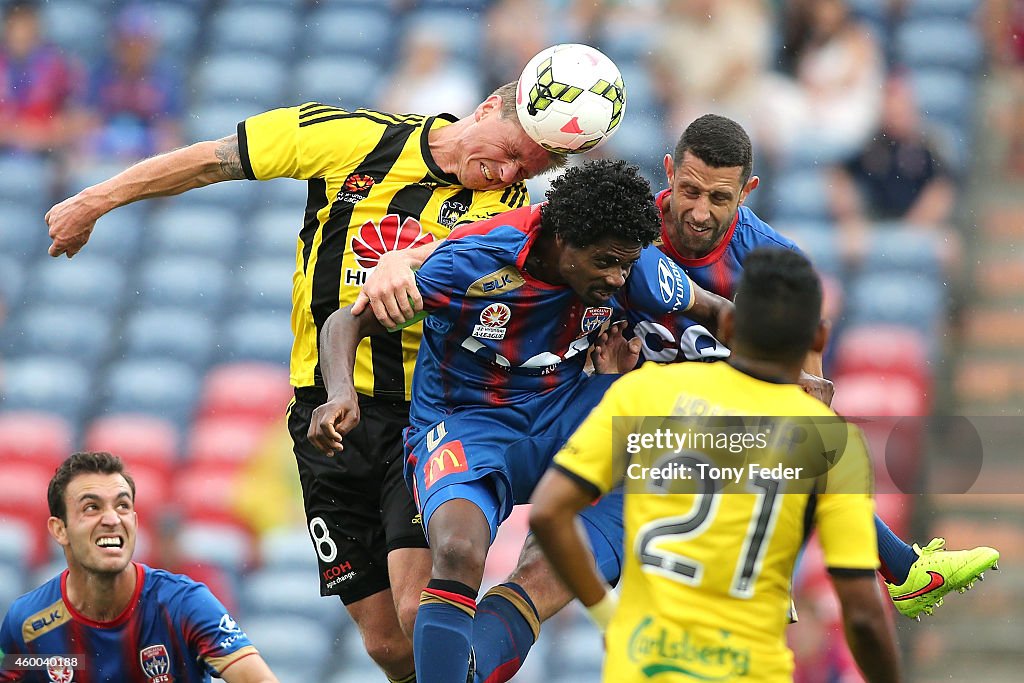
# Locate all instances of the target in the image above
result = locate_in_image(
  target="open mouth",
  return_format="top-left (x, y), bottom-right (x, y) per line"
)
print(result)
top-left (480, 163), bottom-right (493, 182)
top-left (686, 221), bottom-right (712, 234)
top-left (96, 536), bottom-right (124, 549)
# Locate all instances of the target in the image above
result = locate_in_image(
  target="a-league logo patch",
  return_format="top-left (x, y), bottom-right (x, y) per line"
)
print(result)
top-left (139, 644), bottom-right (173, 683)
top-left (473, 303), bottom-right (511, 340)
top-left (337, 173), bottom-right (375, 204)
top-left (581, 306), bottom-right (612, 334)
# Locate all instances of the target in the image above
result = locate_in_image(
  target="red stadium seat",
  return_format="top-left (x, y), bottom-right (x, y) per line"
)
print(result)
top-left (197, 362), bottom-right (292, 422)
top-left (125, 463), bottom-right (170, 528)
top-left (185, 416), bottom-right (274, 468)
top-left (0, 411), bottom-right (73, 470)
top-left (833, 324), bottom-right (931, 392)
top-left (172, 464), bottom-right (251, 530)
top-left (832, 372), bottom-right (929, 417)
top-left (83, 414), bottom-right (180, 478)
top-left (0, 462), bottom-right (57, 566)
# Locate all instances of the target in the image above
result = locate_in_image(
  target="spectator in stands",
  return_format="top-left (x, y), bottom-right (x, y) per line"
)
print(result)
top-left (0, 0), bottom-right (82, 156)
top-left (984, 0), bottom-right (1024, 175)
top-left (0, 451), bottom-right (279, 683)
top-left (77, 4), bottom-right (183, 162)
top-left (378, 24), bottom-right (481, 118)
top-left (828, 73), bottom-right (960, 269)
top-left (650, 0), bottom-right (774, 147)
top-left (771, 0), bottom-right (885, 161)
top-left (482, 0), bottom-right (559, 90)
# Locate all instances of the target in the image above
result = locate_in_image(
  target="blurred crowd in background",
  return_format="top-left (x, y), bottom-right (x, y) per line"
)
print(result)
top-left (1, 1), bottom-right (1021, 682)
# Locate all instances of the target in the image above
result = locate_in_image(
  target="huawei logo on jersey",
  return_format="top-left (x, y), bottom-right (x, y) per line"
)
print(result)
top-left (351, 214), bottom-right (436, 269)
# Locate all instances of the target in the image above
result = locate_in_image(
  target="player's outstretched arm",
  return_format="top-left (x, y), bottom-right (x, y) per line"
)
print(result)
top-left (351, 239), bottom-right (445, 327)
top-left (308, 306), bottom-right (388, 454)
top-left (685, 281), bottom-right (733, 335)
top-left (45, 135), bottom-right (246, 259)
top-left (219, 653), bottom-right (280, 683)
top-left (529, 470), bottom-right (617, 632)
top-left (832, 574), bottom-right (903, 683)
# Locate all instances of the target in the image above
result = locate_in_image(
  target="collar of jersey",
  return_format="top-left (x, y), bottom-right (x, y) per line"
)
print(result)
top-left (515, 204), bottom-right (565, 290)
top-left (422, 114), bottom-right (461, 185)
top-left (61, 561), bottom-right (145, 629)
top-left (656, 189), bottom-right (739, 268)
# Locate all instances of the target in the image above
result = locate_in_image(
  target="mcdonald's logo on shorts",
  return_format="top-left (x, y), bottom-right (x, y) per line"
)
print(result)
top-left (424, 440), bottom-right (468, 490)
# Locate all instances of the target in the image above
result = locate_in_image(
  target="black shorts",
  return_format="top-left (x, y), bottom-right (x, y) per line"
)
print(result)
top-left (289, 387), bottom-right (428, 605)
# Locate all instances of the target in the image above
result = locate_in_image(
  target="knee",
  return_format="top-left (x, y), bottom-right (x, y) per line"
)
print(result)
top-left (431, 534), bottom-right (487, 584)
top-left (361, 629), bottom-right (413, 672)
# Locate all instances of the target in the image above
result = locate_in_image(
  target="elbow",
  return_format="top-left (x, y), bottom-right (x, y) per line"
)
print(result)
top-left (528, 498), bottom-right (561, 542)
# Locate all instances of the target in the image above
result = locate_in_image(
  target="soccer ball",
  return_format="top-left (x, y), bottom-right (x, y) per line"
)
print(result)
top-left (515, 43), bottom-right (625, 154)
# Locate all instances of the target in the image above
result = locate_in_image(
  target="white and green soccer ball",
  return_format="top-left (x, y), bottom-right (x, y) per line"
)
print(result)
top-left (515, 43), bottom-right (626, 154)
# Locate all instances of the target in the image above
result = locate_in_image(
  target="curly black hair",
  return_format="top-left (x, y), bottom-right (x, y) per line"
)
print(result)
top-left (540, 159), bottom-right (660, 249)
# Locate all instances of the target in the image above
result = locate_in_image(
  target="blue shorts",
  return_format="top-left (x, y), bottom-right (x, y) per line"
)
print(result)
top-left (404, 374), bottom-right (625, 581)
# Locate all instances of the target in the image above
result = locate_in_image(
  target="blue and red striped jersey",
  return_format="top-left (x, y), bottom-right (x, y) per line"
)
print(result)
top-left (628, 189), bottom-right (801, 363)
top-left (0, 563), bottom-right (257, 683)
top-left (409, 204), bottom-right (694, 427)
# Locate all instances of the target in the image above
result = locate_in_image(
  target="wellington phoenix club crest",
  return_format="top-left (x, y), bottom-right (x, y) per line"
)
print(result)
top-left (139, 644), bottom-right (172, 683)
top-left (473, 303), bottom-right (511, 340)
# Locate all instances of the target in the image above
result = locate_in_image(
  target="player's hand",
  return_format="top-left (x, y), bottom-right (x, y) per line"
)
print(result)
top-left (307, 390), bottom-right (361, 455)
top-left (799, 370), bottom-right (835, 407)
top-left (351, 250), bottom-right (423, 328)
top-left (45, 193), bottom-right (104, 259)
top-left (592, 321), bottom-right (640, 374)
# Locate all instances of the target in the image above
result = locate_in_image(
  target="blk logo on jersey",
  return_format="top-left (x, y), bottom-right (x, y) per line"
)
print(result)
top-left (139, 644), bottom-right (172, 683)
top-left (337, 173), bottom-right (375, 204)
top-left (466, 266), bottom-right (525, 297)
top-left (473, 303), bottom-right (511, 339)
top-left (581, 306), bottom-right (612, 334)
top-left (424, 441), bottom-right (469, 489)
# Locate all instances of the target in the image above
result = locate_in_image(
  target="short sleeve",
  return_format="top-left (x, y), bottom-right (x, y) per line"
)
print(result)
top-left (176, 582), bottom-right (257, 676)
top-left (238, 104), bottom-right (368, 182)
top-left (414, 243), bottom-right (456, 311)
top-left (618, 246), bottom-right (694, 316)
top-left (815, 425), bottom-right (879, 571)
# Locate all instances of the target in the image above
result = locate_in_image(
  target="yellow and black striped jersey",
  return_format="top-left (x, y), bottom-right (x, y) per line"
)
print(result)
top-left (553, 361), bottom-right (878, 682)
top-left (238, 104), bottom-right (530, 398)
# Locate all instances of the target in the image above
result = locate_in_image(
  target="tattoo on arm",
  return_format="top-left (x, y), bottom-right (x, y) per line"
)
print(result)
top-left (214, 135), bottom-right (246, 180)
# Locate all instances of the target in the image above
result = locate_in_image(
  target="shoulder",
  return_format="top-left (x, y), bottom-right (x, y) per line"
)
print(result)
top-left (140, 566), bottom-right (213, 603)
top-left (2, 575), bottom-right (63, 637)
top-left (733, 207), bottom-right (801, 252)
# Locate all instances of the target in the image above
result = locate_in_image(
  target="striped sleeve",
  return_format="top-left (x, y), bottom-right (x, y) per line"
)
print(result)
top-left (239, 103), bottom-right (371, 182)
